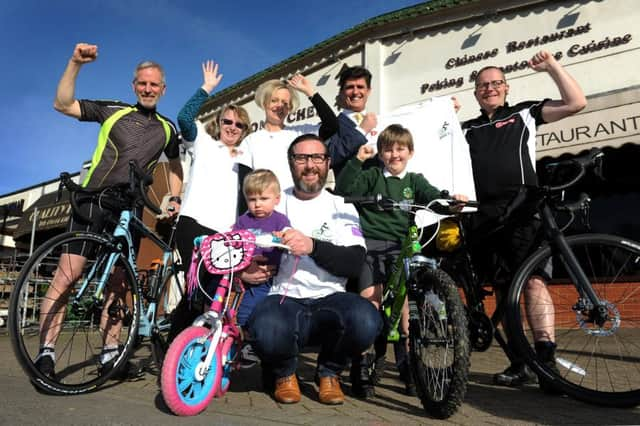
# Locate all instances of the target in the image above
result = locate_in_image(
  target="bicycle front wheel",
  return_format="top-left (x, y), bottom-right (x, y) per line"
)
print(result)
top-left (161, 325), bottom-right (220, 416)
top-left (507, 234), bottom-right (640, 407)
top-left (8, 231), bottom-right (140, 395)
top-left (408, 268), bottom-right (469, 419)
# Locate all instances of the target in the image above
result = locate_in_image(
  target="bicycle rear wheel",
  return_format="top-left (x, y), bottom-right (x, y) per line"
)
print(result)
top-left (8, 231), bottom-right (140, 395)
top-left (150, 265), bottom-right (184, 371)
top-left (408, 267), bottom-right (469, 419)
top-left (507, 234), bottom-right (640, 407)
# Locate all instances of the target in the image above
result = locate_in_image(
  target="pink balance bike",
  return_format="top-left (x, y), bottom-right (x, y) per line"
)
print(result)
top-left (160, 229), bottom-right (288, 416)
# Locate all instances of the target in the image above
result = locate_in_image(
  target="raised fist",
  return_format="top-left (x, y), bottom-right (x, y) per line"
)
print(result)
top-left (71, 43), bottom-right (98, 64)
top-left (356, 144), bottom-right (376, 162)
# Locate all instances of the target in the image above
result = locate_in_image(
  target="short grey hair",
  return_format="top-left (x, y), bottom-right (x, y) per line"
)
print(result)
top-left (133, 61), bottom-right (166, 85)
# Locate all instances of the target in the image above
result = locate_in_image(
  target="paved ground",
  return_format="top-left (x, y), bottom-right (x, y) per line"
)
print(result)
top-left (1, 330), bottom-right (639, 426)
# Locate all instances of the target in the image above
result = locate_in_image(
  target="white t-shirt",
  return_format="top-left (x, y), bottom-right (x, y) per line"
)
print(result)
top-left (238, 124), bottom-right (318, 190)
top-left (364, 97), bottom-right (476, 199)
top-left (270, 188), bottom-right (365, 299)
top-left (179, 121), bottom-right (243, 232)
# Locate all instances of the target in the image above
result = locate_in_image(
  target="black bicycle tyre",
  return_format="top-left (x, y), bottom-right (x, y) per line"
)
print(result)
top-left (506, 233), bottom-right (640, 407)
top-left (150, 265), bottom-right (184, 371)
top-left (8, 231), bottom-right (141, 395)
top-left (408, 268), bottom-right (470, 419)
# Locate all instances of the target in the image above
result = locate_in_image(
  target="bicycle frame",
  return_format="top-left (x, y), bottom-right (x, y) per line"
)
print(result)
top-left (69, 208), bottom-right (177, 339)
top-left (186, 231), bottom-right (257, 378)
top-left (383, 225), bottom-right (424, 341)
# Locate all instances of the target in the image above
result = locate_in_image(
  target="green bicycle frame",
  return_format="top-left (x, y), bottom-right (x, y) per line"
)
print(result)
top-left (382, 225), bottom-right (423, 341)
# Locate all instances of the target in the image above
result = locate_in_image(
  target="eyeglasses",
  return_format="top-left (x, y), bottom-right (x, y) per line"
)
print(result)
top-left (475, 79), bottom-right (505, 91)
top-left (290, 153), bottom-right (329, 164)
top-left (221, 118), bottom-right (247, 130)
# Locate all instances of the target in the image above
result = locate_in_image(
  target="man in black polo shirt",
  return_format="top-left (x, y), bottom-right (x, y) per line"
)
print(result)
top-left (34, 43), bottom-right (183, 380)
top-left (462, 50), bottom-right (586, 389)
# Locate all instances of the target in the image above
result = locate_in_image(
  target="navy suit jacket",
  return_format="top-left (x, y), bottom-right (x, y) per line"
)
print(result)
top-left (326, 113), bottom-right (369, 177)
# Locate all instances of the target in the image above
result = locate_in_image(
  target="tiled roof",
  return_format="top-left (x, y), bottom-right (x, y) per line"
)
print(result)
top-left (201, 0), bottom-right (478, 113)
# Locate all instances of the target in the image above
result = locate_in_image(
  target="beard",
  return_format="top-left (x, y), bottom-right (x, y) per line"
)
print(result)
top-left (293, 165), bottom-right (328, 195)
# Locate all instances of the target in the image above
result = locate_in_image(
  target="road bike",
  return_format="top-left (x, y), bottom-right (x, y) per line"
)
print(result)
top-left (161, 229), bottom-right (288, 416)
top-left (503, 149), bottom-right (640, 407)
top-left (346, 194), bottom-right (473, 419)
top-left (8, 161), bottom-right (183, 395)
top-left (441, 148), bottom-right (640, 407)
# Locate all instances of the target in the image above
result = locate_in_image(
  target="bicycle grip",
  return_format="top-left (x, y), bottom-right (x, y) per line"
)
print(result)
top-left (343, 195), bottom-right (379, 204)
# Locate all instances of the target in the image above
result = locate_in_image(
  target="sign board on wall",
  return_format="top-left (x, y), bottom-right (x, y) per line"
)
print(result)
top-left (537, 101), bottom-right (640, 157)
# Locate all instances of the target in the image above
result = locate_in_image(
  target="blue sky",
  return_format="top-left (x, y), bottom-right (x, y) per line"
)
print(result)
top-left (0, 0), bottom-right (424, 195)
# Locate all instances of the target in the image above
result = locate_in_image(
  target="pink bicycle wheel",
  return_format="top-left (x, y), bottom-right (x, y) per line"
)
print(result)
top-left (161, 326), bottom-right (222, 416)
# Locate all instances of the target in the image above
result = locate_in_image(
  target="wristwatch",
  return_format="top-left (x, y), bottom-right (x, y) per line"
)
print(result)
top-left (169, 195), bottom-right (182, 204)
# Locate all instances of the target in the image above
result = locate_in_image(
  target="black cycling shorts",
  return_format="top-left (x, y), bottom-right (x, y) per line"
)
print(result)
top-left (469, 215), bottom-right (542, 290)
top-left (66, 198), bottom-right (141, 257)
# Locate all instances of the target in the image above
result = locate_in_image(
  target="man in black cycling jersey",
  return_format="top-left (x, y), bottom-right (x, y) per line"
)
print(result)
top-left (34, 43), bottom-right (183, 380)
top-left (462, 50), bottom-right (586, 391)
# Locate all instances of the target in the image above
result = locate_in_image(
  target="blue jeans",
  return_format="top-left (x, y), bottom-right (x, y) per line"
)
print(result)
top-left (247, 292), bottom-right (382, 379)
top-left (236, 281), bottom-right (271, 327)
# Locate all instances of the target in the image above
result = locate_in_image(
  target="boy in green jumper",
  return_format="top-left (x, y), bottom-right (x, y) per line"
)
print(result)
top-left (335, 124), bottom-right (466, 396)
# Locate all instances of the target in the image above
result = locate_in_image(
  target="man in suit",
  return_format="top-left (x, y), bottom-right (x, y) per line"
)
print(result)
top-left (326, 66), bottom-right (378, 177)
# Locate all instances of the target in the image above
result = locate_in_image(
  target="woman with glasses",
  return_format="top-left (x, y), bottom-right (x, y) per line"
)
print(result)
top-left (241, 75), bottom-right (338, 190)
top-left (168, 60), bottom-right (254, 340)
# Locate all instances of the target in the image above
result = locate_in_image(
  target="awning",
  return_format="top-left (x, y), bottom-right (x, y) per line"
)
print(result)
top-left (13, 191), bottom-right (71, 241)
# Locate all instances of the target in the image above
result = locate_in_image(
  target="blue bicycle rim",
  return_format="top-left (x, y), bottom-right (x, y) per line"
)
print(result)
top-left (175, 336), bottom-right (218, 405)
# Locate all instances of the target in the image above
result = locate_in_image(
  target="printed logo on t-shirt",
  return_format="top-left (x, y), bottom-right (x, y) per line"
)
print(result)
top-left (495, 117), bottom-right (516, 129)
top-left (438, 121), bottom-right (451, 139)
top-left (312, 222), bottom-right (332, 241)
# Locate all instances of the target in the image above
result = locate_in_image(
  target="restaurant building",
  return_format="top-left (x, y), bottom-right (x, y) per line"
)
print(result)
top-left (1, 0), bottom-right (638, 254)
top-left (197, 0), bottom-right (638, 240)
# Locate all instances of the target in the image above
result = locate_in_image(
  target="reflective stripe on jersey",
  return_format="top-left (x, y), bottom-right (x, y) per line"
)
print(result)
top-left (146, 113), bottom-right (172, 172)
top-left (82, 107), bottom-right (171, 187)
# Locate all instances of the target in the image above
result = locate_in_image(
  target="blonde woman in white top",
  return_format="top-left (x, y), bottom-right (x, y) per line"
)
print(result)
top-left (240, 76), bottom-right (338, 190)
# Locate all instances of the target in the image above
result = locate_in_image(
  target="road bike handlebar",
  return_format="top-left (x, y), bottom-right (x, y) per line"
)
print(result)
top-left (496, 149), bottom-right (602, 225)
top-left (542, 147), bottom-right (604, 193)
top-left (58, 160), bottom-right (162, 224)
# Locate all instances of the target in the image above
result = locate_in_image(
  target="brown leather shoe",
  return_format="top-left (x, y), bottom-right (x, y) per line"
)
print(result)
top-left (274, 374), bottom-right (301, 404)
top-left (318, 376), bottom-right (344, 405)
